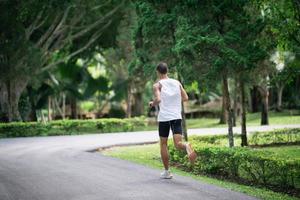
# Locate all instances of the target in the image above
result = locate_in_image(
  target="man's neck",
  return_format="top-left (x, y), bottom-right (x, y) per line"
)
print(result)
top-left (159, 75), bottom-right (168, 80)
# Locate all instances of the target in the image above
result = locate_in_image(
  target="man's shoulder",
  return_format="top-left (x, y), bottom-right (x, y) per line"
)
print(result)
top-left (153, 82), bottom-right (161, 89)
top-left (168, 78), bottom-right (181, 85)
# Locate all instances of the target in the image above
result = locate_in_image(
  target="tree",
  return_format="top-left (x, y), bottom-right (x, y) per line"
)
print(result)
top-left (248, 0), bottom-right (300, 124)
top-left (257, 0), bottom-right (300, 52)
top-left (174, 0), bottom-right (268, 146)
top-left (0, 0), bottom-right (124, 121)
top-left (133, 1), bottom-right (193, 139)
top-left (270, 51), bottom-right (298, 111)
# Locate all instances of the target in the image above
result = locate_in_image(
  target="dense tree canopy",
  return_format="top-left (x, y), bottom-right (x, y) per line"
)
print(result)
top-left (0, 0), bottom-right (124, 121)
top-left (0, 0), bottom-right (299, 148)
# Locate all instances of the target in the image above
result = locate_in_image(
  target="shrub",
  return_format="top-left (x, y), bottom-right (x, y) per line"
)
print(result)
top-left (168, 128), bottom-right (300, 192)
top-left (0, 117), bottom-right (148, 138)
top-left (108, 106), bottom-right (126, 118)
top-left (250, 128), bottom-right (300, 146)
top-left (187, 128), bottom-right (300, 147)
top-left (168, 142), bottom-right (300, 192)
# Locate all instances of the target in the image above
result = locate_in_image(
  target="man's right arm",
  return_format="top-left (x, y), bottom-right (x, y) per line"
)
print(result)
top-left (149, 83), bottom-right (161, 107)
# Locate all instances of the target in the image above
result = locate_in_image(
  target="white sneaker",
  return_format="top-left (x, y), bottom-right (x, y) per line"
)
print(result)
top-left (160, 170), bottom-right (173, 179)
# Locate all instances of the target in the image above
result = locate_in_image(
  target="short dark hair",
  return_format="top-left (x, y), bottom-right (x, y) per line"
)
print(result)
top-left (156, 62), bottom-right (168, 74)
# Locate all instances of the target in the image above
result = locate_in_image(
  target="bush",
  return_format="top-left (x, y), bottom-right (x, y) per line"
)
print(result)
top-left (0, 117), bottom-right (148, 138)
top-left (108, 106), bottom-right (126, 118)
top-left (168, 128), bottom-right (300, 194)
top-left (187, 128), bottom-right (300, 147)
top-left (169, 144), bottom-right (300, 191)
top-left (250, 128), bottom-right (300, 146)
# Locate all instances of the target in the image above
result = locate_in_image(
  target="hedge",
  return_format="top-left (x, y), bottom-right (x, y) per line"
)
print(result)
top-left (0, 117), bottom-right (148, 138)
top-left (250, 128), bottom-right (300, 146)
top-left (188, 128), bottom-right (300, 147)
top-left (169, 128), bottom-right (300, 194)
top-left (169, 144), bottom-right (300, 192)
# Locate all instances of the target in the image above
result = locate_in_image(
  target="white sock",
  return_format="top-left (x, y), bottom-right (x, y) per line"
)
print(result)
top-left (185, 142), bottom-right (191, 154)
top-left (184, 142), bottom-right (189, 148)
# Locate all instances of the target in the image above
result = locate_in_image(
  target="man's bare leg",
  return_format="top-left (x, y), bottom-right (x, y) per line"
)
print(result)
top-left (173, 134), bottom-right (186, 150)
top-left (173, 134), bottom-right (197, 164)
top-left (160, 137), bottom-right (169, 170)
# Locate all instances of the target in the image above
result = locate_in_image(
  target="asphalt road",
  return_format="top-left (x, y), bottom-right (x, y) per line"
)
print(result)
top-left (1, 124), bottom-right (299, 200)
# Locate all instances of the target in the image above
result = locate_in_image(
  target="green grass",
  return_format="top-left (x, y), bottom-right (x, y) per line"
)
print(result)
top-left (102, 143), bottom-right (298, 200)
top-left (144, 110), bottom-right (300, 131)
top-left (186, 118), bottom-right (224, 128)
top-left (246, 110), bottom-right (300, 126)
top-left (257, 145), bottom-right (300, 160)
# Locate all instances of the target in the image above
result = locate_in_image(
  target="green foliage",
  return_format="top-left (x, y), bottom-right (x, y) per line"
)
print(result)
top-left (105, 144), bottom-right (298, 200)
top-left (108, 105), bottom-right (126, 118)
top-left (169, 129), bottom-right (300, 193)
top-left (0, 117), bottom-right (148, 138)
top-left (188, 128), bottom-right (300, 147)
top-left (256, 0), bottom-right (300, 52)
top-left (169, 144), bottom-right (300, 192)
top-left (80, 101), bottom-right (96, 112)
top-left (250, 128), bottom-right (300, 146)
top-left (0, 0), bottom-right (122, 79)
top-left (0, 0), bottom-right (125, 121)
top-left (174, 0), bottom-right (267, 80)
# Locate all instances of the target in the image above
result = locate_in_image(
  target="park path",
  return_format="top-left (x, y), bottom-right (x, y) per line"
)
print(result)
top-left (0, 124), bottom-right (299, 200)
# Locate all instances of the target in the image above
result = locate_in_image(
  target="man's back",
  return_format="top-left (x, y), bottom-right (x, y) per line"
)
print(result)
top-left (158, 78), bottom-right (182, 122)
top-left (149, 62), bottom-right (196, 176)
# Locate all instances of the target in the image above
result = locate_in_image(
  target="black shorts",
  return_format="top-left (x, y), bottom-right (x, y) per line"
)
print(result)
top-left (158, 119), bottom-right (182, 138)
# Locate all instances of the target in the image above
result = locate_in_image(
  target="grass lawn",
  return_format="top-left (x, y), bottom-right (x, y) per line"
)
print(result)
top-left (257, 145), bottom-right (300, 160)
top-left (246, 110), bottom-right (300, 126)
top-left (102, 143), bottom-right (298, 200)
top-left (145, 110), bottom-right (300, 131)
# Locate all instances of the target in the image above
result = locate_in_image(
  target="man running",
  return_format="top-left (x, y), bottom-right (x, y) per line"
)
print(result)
top-left (149, 62), bottom-right (197, 179)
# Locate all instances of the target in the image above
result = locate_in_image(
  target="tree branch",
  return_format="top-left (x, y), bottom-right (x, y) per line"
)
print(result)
top-left (42, 6), bottom-right (74, 51)
top-left (70, 2), bottom-right (123, 40)
top-left (48, 11), bottom-right (86, 52)
top-left (36, 14), bottom-right (62, 48)
top-left (25, 9), bottom-right (46, 40)
top-left (40, 20), bottom-right (112, 72)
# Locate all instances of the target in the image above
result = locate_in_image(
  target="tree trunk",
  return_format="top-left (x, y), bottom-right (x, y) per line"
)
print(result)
top-left (232, 79), bottom-right (239, 127)
top-left (250, 86), bottom-right (260, 112)
top-left (129, 76), bottom-right (146, 117)
top-left (132, 91), bottom-right (144, 116)
top-left (52, 97), bottom-right (56, 119)
top-left (0, 82), bottom-right (10, 122)
top-left (0, 78), bottom-right (28, 122)
top-left (62, 93), bottom-right (66, 119)
top-left (240, 80), bottom-right (248, 146)
top-left (261, 95), bottom-right (269, 125)
top-left (27, 86), bottom-right (37, 122)
top-left (248, 88), bottom-right (252, 113)
top-left (54, 97), bottom-right (64, 120)
top-left (40, 110), bottom-right (46, 123)
top-left (70, 97), bottom-right (78, 119)
top-left (48, 96), bottom-right (52, 121)
top-left (258, 87), bottom-right (269, 125)
top-left (28, 109), bottom-right (38, 122)
top-left (276, 85), bottom-right (284, 112)
top-left (219, 96), bottom-right (227, 124)
top-left (222, 74), bottom-right (234, 147)
top-left (126, 83), bottom-right (132, 118)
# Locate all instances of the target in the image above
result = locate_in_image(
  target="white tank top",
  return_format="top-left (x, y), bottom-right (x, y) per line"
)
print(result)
top-left (157, 78), bottom-right (182, 122)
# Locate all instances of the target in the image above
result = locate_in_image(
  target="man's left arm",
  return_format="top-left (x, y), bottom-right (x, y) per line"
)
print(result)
top-left (180, 84), bottom-right (189, 101)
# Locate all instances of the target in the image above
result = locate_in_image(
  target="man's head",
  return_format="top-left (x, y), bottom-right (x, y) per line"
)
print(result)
top-left (156, 62), bottom-right (168, 75)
